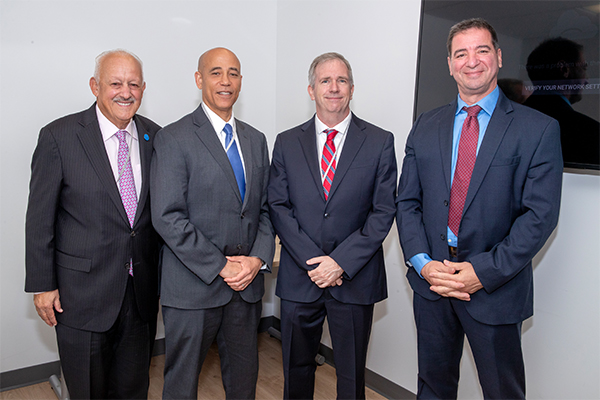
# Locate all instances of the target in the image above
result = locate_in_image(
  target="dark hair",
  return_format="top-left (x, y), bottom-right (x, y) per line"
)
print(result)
top-left (447, 18), bottom-right (499, 56)
top-left (526, 37), bottom-right (583, 82)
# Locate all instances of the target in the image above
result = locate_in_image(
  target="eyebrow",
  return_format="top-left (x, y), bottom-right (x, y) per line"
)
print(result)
top-left (208, 66), bottom-right (240, 73)
top-left (453, 44), bottom-right (492, 57)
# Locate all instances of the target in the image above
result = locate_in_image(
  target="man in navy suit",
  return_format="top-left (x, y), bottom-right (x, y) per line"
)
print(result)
top-left (268, 52), bottom-right (397, 399)
top-left (396, 18), bottom-right (563, 399)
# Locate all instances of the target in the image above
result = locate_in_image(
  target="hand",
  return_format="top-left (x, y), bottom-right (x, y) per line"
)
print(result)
top-left (422, 260), bottom-right (483, 301)
top-left (223, 256), bottom-right (263, 292)
top-left (33, 289), bottom-right (62, 327)
top-left (306, 256), bottom-right (344, 288)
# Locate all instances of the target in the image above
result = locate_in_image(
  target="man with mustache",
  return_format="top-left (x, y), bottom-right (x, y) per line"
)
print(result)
top-left (25, 49), bottom-right (161, 399)
top-left (151, 47), bottom-right (274, 399)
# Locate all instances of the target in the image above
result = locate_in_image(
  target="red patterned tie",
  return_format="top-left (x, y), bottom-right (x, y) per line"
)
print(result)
top-left (448, 105), bottom-right (482, 236)
top-left (321, 129), bottom-right (338, 200)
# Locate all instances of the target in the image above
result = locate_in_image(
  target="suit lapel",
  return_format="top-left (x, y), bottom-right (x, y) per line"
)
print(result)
top-left (76, 105), bottom-right (130, 226)
top-left (298, 118), bottom-right (326, 202)
top-left (134, 115), bottom-right (153, 226)
top-left (236, 119), bottom-right (253, 208)
top-left (327, 113), bottom-right (366, 201)
top-left (463, 93), bottom-right (513, 214)
top-left (439, 102), bottom-right (457, 192)
top-left (193, 106), bottom-right (243, 204)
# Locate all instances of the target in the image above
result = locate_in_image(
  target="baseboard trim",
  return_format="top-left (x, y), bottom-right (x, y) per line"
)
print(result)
top-left (1, 316), bottom-right (416, 399)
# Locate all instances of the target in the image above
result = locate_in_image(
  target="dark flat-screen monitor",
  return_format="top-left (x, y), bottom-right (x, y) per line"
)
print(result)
top-left (415, 0), bottom-right (599, 170)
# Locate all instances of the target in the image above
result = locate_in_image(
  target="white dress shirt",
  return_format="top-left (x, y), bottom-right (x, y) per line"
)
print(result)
top-left (202, 103), bottom-right (246, 180)
top-left (315, 112), bottom-right (352, 184)
top-left (96, 105), bottom-right (141, 200)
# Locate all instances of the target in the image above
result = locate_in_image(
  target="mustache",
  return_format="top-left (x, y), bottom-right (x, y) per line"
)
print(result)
top-left (113, 96), bottom-right (135, 103)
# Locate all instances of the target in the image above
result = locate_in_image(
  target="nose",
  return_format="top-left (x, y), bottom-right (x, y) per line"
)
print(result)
top-left (330, 80), bottom-right (339, 92)
top-left (220, 73), bottom-right (231, 86)
top-left (466, 53), bottom-right (480, 68)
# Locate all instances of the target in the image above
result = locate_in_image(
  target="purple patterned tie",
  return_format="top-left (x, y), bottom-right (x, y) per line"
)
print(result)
top-left (116, 130), bottom-right (137, 276)
top-left (116, 130), bottom-right (138, 227)
top-left (448, 105), bottom-right (482, 236)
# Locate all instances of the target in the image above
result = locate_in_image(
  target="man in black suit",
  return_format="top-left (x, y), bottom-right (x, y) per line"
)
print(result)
top-left (524, 37), bottom-right (599, 166)
top-left (25, 49), bottom-right (161, 399)
top-left (268, 52), bottom-right (397, 399)
top-left (150, 47), bottom-right (275, 400)
top-left (396, 19), bottom-right (563, 399)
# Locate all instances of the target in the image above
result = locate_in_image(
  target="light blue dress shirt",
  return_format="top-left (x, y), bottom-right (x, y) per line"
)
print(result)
top-left (408, 87), bottom-right (500, 277)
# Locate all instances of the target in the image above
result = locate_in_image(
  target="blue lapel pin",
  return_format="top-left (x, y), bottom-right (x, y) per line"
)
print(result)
top-left (144, 133), bottom-right (150, 141)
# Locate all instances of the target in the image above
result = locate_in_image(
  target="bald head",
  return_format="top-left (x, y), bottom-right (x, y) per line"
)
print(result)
top-left (195, 47), bottom-right (242, 121)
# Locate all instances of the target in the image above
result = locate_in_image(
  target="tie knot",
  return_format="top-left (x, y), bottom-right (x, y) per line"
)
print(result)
top-left (324, 129), bottom-right (338, 141)
top-left (116, 130), bottom-right (128, 142)
top-left (223, 123), bottom-right (233, 144)
top-left (464, 105), bottom-right (482, 117)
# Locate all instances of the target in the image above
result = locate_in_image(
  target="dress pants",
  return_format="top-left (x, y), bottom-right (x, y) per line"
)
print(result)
top-left (162, 292), bottom-right (262, 400)
top-left (281, 290), bottom-right (375, 400)
top-left (55, 277), bottom-right (156, 400)
top-left (413, 292), bottom-right (525, 400)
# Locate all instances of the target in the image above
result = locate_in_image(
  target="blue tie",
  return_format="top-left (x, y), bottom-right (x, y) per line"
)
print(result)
top-left (224, 123), bottom-right (246, 200)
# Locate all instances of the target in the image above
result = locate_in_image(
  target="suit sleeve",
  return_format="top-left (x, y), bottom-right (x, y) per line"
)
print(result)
top-left (150, 129), bottom-right (226, 285)
top-left (268, 135), bottom-right (327, 271)
top-left (328, 132), bottom-right (398, 279)
top-left (470, 119), bottom-right (563, 293)
top-left (25, 127), bottom-right (62, 292)
top-left (396, 114), bottom-right (433, 264)
top-left (248, 137), bottom-right (276, 270)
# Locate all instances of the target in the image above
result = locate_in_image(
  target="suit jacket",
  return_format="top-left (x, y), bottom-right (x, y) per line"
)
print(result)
top-left (524, 92), bottom-right (599, 166)
top-left (25, 104), bottom-right (161, 332)
top-left (268, 113), bottom-right (397, 305)
top-left (150, 105), bottom-right (275, 309)
top-left (396, 91), bottom-right (563, 325)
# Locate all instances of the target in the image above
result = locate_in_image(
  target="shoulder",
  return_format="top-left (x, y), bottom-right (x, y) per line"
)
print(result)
top-left (42, 107), bottom-right (92, 134)
top-left (134, 114), bottom-right (161, 134)
top-left (276, 119), bottom-right (312, 142)
top-left (236, 118), bottom-right (267, 143)
top-left (351, 113), bottom-right (393, 140)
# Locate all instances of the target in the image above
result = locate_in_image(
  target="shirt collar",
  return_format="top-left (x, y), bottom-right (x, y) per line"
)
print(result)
top-left (202, 102), bottom-right (235, 134)
top-left (96, 104), bottom-right (138, 142)
top-left (455, 86), bottom-right (499, 117)
top-left (315, 112), bottom-right (352, 136)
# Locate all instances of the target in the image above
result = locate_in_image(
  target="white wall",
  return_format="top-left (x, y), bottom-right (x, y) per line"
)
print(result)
top-left (1, 1), bottom-right (599, 399)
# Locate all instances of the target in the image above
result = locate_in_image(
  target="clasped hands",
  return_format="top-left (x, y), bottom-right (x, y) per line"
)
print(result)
top-left (306, 256), bottom-right (344, 288)
top-left (220, 256), bottom-right (263, 292)
top-left (421, 260), bottom-right (483, 301)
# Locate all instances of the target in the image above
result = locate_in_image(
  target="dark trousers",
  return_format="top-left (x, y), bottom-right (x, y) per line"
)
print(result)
top-left (162, 292), bottom-right (262, 400)
top-left (413, 292), bottom-right (525, 400)
top-left (55, 277), bottom-right (156, 400)
top-left (280, 290), bottom-right (375, 400)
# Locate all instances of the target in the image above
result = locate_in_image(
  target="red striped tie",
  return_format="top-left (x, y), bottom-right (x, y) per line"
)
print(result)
top-left (321, 129), bottom-right (338, 200)
top-left (448, 105), bottom-right (481, 236)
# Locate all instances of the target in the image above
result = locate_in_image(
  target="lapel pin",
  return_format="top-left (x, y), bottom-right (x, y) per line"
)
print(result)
top-left (144, 133), bottom-right (150, 141)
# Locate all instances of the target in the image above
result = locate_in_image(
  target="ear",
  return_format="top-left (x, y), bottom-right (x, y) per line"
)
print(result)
top-left (557, 60), bottom-right (570, 79)
top-left (89, 77), bottom-right (99, 96)
top-left (497, 48), bottom-right (503, 69)
top-left (447, 57), bottom-right (453, 76)
top-left (195, 71), bottom-right (203, 90)
top-left (308, 84), bottom-right (315, 100)
top-left (350, 85), bottom-right (354, 100)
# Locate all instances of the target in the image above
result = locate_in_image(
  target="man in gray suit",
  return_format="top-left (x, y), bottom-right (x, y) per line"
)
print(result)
top-left (151, 47), bottom-right (275, 400)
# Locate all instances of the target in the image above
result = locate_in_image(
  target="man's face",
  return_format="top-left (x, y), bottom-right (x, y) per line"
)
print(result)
top-left (308, 59), bottom-right (354, 125)
top-left (448, 28), bottom-right (502, 104)
top-left (195, 48), bottom-right (242, 121)
top-left (566, 51), bottom-right (588, 104)
top-left (90, 53), bottom-right (145, 129)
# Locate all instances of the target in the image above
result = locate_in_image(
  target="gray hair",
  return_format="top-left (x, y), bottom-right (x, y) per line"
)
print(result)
top-left (447, 18), bottom-right (499, 56)
top-left (308, 52), bottom-right (354, 88)
top-left (93, 49), bottom-right (144, 82)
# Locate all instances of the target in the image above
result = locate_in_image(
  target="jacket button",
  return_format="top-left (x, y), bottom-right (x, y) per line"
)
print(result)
top-left (440, 234), bottom-right (446, 241)
top-left (237, 244), bottom-right (242, 250)
top-left (240, 213), bottom-right (245, 219)
top-left (124, 263), bottom-right (130, 269)
top-left (444, 200), bottom-right (449, 207)
top-left (324, 213), bottom-right (329, 218)
top-left (130, 230), bottom-right (136, 237)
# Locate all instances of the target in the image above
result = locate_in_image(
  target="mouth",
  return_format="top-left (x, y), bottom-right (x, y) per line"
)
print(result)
top-left (113, 97), bottom-right (135, 107)
top-left (217, 91), bottom-right (233, 96)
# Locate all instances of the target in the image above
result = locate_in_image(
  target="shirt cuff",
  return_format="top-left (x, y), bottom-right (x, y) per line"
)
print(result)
top-left (408, 253), bottom-right (432, 279)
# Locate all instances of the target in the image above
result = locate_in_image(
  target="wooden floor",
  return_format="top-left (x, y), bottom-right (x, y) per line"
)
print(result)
top-left (1, 332), bottom-right (386, 399)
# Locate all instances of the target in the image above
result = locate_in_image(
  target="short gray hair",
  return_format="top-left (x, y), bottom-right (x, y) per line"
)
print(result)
top-left (93, 49), bottom-right (144, 82)
top-left (308, 52), bottom-right (353, 88)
